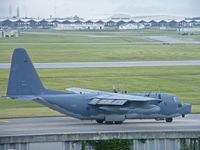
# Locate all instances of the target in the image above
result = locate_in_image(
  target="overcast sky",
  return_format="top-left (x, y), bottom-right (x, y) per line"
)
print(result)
top-left (0, 0), bottom-right (199, 18)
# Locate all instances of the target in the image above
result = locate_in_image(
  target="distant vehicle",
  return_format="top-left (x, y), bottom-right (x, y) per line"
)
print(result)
top-left (163, 43), bottom-right (170, 45)
top-left (2, 48), bottom-right (191, 124)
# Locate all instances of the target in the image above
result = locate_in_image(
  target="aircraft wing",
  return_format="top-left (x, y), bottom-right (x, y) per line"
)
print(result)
top-left (66, 88), bottom-right (110, 94)
top-left (66, 88), bottom-right (161, 106)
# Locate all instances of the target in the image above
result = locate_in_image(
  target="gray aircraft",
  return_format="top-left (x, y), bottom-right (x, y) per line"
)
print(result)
top-left (3, 48), bottom-right (191, 124)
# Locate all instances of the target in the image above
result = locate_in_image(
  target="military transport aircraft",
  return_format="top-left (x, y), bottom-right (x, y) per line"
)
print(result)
top-left (3, 48), bottom-right (191, 124)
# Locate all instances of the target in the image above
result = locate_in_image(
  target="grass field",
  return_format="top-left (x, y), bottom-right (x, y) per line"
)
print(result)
top-left (1, 44), bottom-right (200, 63)
top-left (0, 66), bottom-right (200, 118)
top-left (0, 29), bottom-right (200, 118)
top-left (0, 27), bottom-right (198, 44)
top-left (0, 28), bottom-right (180, 44)
top-left (0, 33), bottom-right (148, 43)
top-left (0, 29), bottom-right (200, 63)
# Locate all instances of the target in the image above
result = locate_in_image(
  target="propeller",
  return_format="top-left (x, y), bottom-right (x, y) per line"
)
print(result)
top-left (113, 83), bottom-right (117, 93)
top-left (124, 85), bottom-right (127, 93)
top-left (113, 83), bottom-right (127, 93)
top-left (147, 91), bottom-right (151, 97)
top-left (144, 89), bottom-right (146, 96)
top-left (158, 88), bottom-right (161, 99)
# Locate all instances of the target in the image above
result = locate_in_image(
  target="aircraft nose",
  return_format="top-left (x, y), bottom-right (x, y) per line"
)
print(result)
top-left (183, 103), bottom-right (191, 114)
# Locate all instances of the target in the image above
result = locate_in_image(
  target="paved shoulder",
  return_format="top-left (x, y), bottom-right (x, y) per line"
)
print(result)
top-left (1, 60), bottom-right (200, 69)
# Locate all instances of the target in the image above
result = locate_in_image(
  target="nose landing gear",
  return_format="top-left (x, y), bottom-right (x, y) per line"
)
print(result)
top-left (165, 118), bottom-right (173, 122)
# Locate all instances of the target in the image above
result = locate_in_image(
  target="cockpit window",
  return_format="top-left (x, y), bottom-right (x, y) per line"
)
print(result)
top-left (178, 104), bottom-right (182, 107)
top-left (173, 96), bottom-right (182, 103)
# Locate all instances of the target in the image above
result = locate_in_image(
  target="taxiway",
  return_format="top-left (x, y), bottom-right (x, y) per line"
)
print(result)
top-left (0, 114), bottom-right (199, 136)
top-left (1, 60), bottom-right (200, 69)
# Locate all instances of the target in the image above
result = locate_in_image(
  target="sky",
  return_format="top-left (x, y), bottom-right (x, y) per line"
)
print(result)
top-left (0, 0), bottom-right (199, 18)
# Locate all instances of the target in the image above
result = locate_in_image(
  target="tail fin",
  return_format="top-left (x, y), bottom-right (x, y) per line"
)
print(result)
top-left (6, 48), bottom-right (45, 96)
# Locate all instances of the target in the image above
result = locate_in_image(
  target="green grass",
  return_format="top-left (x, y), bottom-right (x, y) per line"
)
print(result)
top-left (0, 27), bottom-right (185, 43)
top-left (20, 28), bottom-right (180, 36)
top-left (1, 44), bottom-right (200, 63)
top-left (0, 107), bottom-right (64, 118)
top-left (0, 32), bottom-right (147, 43)
top-left (1, 29), bottom-right (200, 64)
top-left (0, 66), bottom-right (200, 118)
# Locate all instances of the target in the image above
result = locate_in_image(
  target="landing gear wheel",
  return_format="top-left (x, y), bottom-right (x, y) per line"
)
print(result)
top-left (96, 120), bottom-right (104, 123)
top-left (166, 118), bottom-right (173, 122)
top-left (115, 121), bottom-right (123, 124)
top-left (105, 121), bottom-right (113, 124)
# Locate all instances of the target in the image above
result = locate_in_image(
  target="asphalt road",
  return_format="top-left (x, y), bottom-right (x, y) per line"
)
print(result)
top-left (1, 60), bottom-right (200, 69)
top-left (0, 114), bottom-right (199, 136)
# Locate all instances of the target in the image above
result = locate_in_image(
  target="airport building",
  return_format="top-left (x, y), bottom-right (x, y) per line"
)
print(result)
top-left (119, 23), bottom-right (145, 30)
top-left (0, 15), bottom-right (200, 30)
top-left (55, 20), bottom-right (104, 30)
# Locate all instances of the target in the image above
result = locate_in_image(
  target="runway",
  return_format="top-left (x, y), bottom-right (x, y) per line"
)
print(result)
top-left (1, 60), bottom-right (200, 69)
top-left (0, 114), bottom-right (200, 136)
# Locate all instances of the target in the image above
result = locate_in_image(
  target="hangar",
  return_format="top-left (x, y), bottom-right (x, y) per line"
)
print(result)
top-left (0, 15), bottom-right (199, 30)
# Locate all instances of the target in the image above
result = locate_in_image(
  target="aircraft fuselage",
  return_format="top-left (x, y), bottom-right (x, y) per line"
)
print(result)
top-left (34, 89), bottom-right (191, 123)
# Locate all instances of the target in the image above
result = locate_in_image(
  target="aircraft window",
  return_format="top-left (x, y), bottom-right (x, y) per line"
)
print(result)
top-left (173, 96), bottom-right (182, 103)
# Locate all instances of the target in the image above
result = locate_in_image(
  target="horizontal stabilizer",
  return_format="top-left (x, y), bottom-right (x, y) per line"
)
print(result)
top-left (2, 95), bottom-right (43, 101)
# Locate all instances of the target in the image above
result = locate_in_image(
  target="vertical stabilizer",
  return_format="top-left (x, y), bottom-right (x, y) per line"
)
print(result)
top-left (7, 48), bottom-right (45, 96)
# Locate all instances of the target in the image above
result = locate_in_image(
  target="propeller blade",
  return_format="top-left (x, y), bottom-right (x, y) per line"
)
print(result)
top-left (113, 83), bottom-right (117, 93)
top-left (116, 88), bottom-right (119, 93)
top-left (158, 88), bottom-right (161, 99)
top-left (124, 85), bottom-right (127, 93)
top-left (147, 91), bottom-right (151, 96)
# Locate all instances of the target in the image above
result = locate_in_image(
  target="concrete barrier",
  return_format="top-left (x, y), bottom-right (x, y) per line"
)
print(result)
top-left (0, 131), bottom-right (200, 150)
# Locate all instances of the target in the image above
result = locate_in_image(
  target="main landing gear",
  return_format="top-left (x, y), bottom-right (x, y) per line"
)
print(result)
top-left (155, 118), bottom-right (173, 122)
top-left (96, 120), bottom-right (104, 123)
top-left (96, 120), bottom-right (123, 124)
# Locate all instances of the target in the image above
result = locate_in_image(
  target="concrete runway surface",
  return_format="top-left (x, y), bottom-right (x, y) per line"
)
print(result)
top-left (140, 36), bottom-right (200, 44)
top-left (1, 60), bottom-right (200, 69)
top-left (0, 114), bottom-right (199, 136)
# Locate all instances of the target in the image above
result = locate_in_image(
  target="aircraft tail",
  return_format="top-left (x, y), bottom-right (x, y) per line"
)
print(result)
top-left (6, 48), bottom-right (45, 96)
